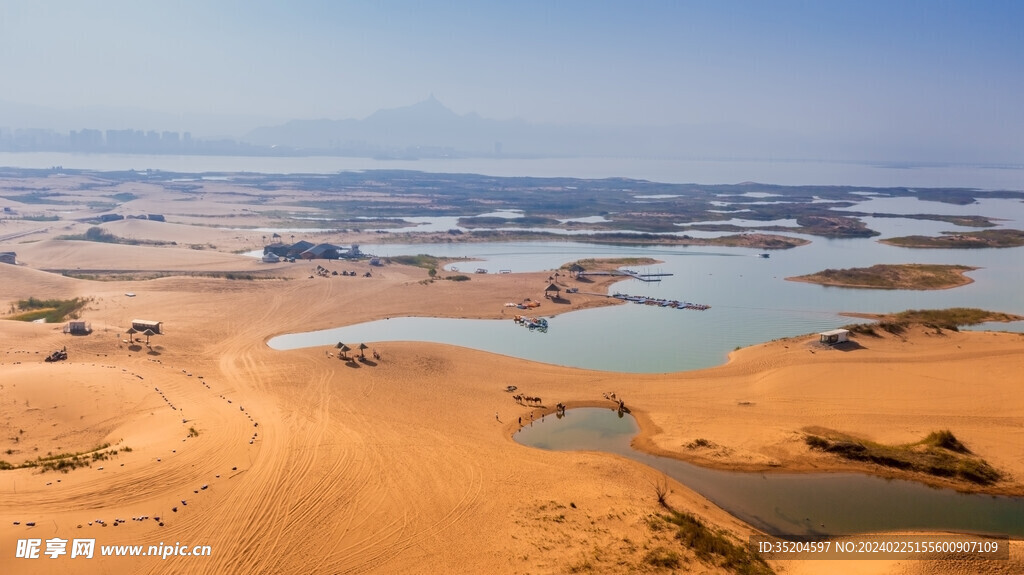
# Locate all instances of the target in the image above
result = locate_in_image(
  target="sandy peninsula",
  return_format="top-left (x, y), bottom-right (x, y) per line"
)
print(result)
top-left (2, 175), bottom-right (1024, 574)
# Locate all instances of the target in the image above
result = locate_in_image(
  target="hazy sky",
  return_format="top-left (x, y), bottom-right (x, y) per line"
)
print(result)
top-left (2, 1), bottom-right (1022, 160)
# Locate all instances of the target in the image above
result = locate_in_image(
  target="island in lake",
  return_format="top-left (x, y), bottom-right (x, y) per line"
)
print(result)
top-left (787, 263), bottom-right (979, 290)
top-left (881, 229), bottom-right (1024, 248)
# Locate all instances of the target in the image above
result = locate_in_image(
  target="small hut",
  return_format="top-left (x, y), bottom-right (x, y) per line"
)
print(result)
top-left (64, 321), bottom-right (92, 335)
top-left (544, 283), bottom-right (561, 299)
top-left (132, 319), bottom-right (163, 334)
top-left (819, 329), bottom-right (850, 345)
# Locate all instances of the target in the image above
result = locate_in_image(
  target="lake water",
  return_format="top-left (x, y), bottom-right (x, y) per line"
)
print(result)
top-left (515, 408), bottom-right (1024, 538)
top-left (269, 196), bottom-right (1024, 371)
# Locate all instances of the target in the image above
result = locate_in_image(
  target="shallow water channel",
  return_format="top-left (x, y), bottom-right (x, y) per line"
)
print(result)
top-left (514, 408), bottom-right (1024, 539)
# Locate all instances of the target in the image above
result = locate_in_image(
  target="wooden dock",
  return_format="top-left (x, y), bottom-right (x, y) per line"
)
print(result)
top-left (570, 290), bottom-right (710, 310)
top-left (577, 270), bottom-right (673, 282)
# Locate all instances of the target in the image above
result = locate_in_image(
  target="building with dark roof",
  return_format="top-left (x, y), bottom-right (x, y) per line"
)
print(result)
top-left (300, 243), bottom-right (343, 260)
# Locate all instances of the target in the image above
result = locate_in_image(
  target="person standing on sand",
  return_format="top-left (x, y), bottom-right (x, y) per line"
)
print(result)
top-left (495, 412), bottom-right (500, 422)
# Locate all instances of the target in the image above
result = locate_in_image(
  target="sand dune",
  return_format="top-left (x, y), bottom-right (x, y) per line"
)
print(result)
top-left (102, 219), bottom-right (231, 245)
top-left (2, 219), bottom-right (1023, 573)
top-left (11, 240), bottom-right (268, 273)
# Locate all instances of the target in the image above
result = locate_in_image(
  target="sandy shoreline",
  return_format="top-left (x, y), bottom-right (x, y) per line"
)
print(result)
top-left (517, 328), bottom-right (1024, 497)
top-left (3, 178), bottom-right (1024, 573)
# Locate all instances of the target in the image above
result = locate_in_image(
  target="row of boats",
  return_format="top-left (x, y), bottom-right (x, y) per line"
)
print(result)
top-left (612, 293), bottom-right (711, 310)
top-left (513, 315), bottom-right (549, 330)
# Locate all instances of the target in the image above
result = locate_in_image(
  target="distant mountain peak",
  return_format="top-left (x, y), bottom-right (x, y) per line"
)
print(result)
top-left (361, 96), bottom-right (462, 127)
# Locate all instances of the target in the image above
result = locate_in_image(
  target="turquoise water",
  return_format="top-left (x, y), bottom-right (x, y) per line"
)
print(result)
top-left (270, 200), bottom-right (1024, 371)
top-left (515, 408), bottom-right (1024, 538)
top-left (268, 305), bottom-right (847, 373)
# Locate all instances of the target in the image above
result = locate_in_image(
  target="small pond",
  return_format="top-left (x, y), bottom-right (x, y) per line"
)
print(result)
top-left (514, 408), bottom-right (1024, 539)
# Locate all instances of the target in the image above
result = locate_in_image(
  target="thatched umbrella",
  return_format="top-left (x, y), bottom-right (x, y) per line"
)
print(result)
top-left (358, 343), bottom-right (369, 358)
top-left (339, 344), bottom-right (352, 360)
top-left (126, 326), bottom-right (137, 342)
top-left (142, 328), bottom-right (156, 346)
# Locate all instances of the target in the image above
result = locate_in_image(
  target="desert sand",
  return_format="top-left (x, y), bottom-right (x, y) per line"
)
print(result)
top-left (2, 176), bottom-right (1023, 574)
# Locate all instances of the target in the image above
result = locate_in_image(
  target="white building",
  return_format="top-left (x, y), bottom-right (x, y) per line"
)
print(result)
top-left (819, 329), bottom-right (850, 345)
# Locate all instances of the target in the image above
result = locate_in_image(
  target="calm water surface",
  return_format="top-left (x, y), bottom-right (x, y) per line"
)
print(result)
top-left (271, 200), bottom-right (1024, 370)
top-left (515, 408), bottom-right (1024, 538)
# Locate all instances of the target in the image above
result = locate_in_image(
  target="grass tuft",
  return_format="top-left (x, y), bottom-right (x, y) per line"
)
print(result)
top-left (805, 430), bottom-right (1000, 485)
top-left (643, 546), bottom-right (681, 569)
top-left (661, 510), bottom-right (773, 574)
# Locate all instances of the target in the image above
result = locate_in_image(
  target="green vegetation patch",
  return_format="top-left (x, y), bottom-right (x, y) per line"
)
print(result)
top-left (845, 308), bottom-right (1023, 337)
top-left (57, 226), bottom-right (175, 246)
top-left (110, 192), bottom-right (138, 202)
top-left (889, 307), bottom-right (1023, 328)
top-left (788, 264), bottom-right (977, 290)
top-left (389, 254), bottom-right (443, 270)
top-left (560, 257), bottom-right (658, 271)
top-left (804, 429), bottom-right (1001, 485)
top-left (10, 297), bottom-right (89, 323)
top-left (0, 443), bottom-right (130, 474)
top-left (650, 510), bottom-right (774, 574)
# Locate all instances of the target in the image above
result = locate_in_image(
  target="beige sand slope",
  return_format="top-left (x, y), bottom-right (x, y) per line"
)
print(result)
top-left (2, 240), bottom-right (1023, 574)
top-left (10, 240), bottom-right (268, 273)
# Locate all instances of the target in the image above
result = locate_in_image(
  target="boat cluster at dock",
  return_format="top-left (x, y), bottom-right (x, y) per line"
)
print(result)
top-left (612, 293), bottom-right (710, 310)
top-left (513, 315), bottom-right (549, 331)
